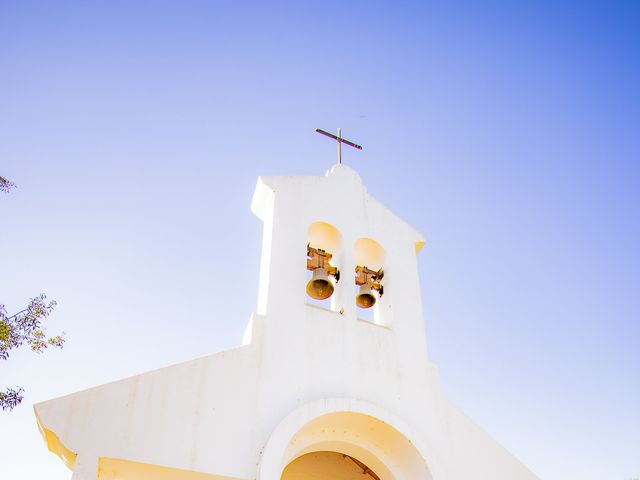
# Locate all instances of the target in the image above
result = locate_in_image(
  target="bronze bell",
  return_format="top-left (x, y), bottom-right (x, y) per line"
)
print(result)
top-left (307, 245), bottom-right (339, 300)
top-left (355, 265), bottom-right (384, 309)
top-left (306, 267), bottom-right (335, 300)
top-left (356, 284), bottom-right (376, 309)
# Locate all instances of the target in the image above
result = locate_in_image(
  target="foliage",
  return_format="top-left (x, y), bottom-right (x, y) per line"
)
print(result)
top-left (0, 294), bottom-right (65, 410)
top-left (0, 176), bottom-right (16, 193)
top-left (1, 176), bottom-right (66, 410)
top-left (0, 387), bottom-right (24, 411)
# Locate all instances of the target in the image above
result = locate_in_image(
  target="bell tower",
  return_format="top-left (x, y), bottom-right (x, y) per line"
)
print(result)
top-left (245, 163), bottom-right (430, 398)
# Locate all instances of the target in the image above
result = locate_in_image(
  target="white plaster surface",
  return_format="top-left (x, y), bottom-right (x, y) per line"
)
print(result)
top-left (35, 164), bottom-right (538, 479)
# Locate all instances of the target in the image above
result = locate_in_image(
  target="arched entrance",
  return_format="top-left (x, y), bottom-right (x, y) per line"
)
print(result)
top-left (258, 399), bottom-right (435, 480)
top-left (281, 451), bottom-right (381, 480)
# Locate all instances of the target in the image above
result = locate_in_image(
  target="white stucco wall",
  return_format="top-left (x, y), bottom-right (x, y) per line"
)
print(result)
top-left (35, 164), bottom-right (537, 480)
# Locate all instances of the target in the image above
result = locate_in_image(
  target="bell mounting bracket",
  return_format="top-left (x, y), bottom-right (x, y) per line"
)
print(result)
top-left (355, 265), bottom-right (384, 296)
top-left (307, 244), bottom-right (340, 282)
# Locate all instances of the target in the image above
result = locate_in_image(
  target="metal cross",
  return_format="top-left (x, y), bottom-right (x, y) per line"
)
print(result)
top-left (315, 128), bottom-right (363, 164)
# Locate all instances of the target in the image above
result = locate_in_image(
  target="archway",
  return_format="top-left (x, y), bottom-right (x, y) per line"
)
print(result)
top-left (354, 237), bottom-right (386, 324)
top-left (306, 221), bottom-right (343, 310)
top-left (258, 399), bottom-right (435, 480)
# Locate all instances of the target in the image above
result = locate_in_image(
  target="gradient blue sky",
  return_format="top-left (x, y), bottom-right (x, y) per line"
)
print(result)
top-left (1, 1), bottom-right (638, 479)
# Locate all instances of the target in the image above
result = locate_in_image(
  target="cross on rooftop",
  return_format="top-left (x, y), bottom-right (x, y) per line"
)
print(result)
top-left (316, 128), bottom-right (363, 164)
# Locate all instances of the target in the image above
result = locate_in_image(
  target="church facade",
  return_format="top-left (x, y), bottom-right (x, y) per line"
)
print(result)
top-left (35, 164), bottom-right (537, 479)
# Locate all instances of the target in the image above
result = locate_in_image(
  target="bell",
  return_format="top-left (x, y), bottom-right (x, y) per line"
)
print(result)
top-left (306, 268), bottom-right (335, 300)
top-left (356, 284), bottom-right (376, 309)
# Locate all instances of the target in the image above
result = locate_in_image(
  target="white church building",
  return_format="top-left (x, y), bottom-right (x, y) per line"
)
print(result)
top-left (34, 161), bottom-right (538, 479)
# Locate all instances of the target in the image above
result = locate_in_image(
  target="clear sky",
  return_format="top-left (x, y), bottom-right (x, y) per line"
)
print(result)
top-left (1, 1), bottom-right (638, 479)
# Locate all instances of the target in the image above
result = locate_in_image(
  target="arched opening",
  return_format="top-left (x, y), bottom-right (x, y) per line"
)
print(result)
top-left (354, 238), bottom-right (385, 323)
top-left (274, 411), bottom-right (430, 480)
top-left (281, 451), bottom-right (381, 480)
top-left (306, 222), bottom-right (342, 310)
top-left (257, 399), bottom-right (435, 480)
